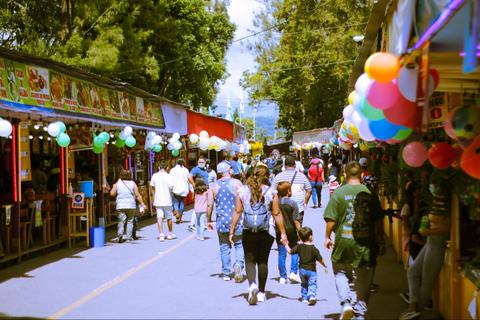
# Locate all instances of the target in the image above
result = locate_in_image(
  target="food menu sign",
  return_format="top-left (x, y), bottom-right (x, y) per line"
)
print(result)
top-left (0, 57), bottom-right (165, 128)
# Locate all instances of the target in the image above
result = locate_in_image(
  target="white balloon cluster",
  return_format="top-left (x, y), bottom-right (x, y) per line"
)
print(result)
top-left (119, 126), bottom-right (136, 148)
top-left (145, 131), bottom-right (163, 152)
top-left (167, 132), bottom-right (182, 151)
top-left (189, 131), bottom-right (251, 154)
top-left (0, 118), bottom-right (12, 138)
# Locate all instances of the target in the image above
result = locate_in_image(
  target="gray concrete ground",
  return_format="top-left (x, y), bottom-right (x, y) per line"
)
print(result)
top-left (0, 188), bottom-right (408, 319)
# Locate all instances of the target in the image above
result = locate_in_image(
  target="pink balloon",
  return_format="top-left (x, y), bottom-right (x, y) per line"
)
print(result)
top-left (384, 94), bottom-right (417, 128)
top-left (366, 80), bottom-right (400, 110)
top-left (402, 142), bottom-right (428, 167)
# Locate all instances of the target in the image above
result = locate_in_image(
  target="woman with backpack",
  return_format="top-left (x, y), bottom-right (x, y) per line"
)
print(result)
top-left (308, 157), bottom-right (324, 208)
top-left (229, 165), bottom-right (288, 305)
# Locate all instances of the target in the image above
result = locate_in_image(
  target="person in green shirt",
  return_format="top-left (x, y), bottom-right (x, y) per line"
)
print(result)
top-left (324, 161), bottom-right (377, 320)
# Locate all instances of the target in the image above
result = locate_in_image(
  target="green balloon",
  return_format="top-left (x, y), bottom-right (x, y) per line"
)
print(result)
top-left (115, 139), bottom-right (125, 148)
top-left (125, 136), bottom-right (136, 148)
top-left (92, 145), bottom-right (103, 154)
top-left (171, 149), bottom-right (179, 157)
top-left (393, 127), bottom-right (413, 141)
top-left (56, 133), bottom-right (70, 147)
top-left (57, 122), bottom-right (66, 133)
top-left (153, 144), bottom-right (162, 152)
top-left (93, 136), bottom-right (104, 148)
top-left (360, 97), bottom-right (385, 121)
top-left (98, 132), bottom-right (110, 144)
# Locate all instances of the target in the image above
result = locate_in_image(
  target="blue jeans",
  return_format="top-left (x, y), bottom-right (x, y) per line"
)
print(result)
top-left (277, 242), bottom-right (299, 279)
top-left (195, 212), bottom-right (207, 239)
top-left (300, 268), bottom-right (317, 300)
top-left (310, 181), bottom-right (322, 207)
top-left (173, 195), bottom-right (185, 215)
top-left (333, 263), bottom-right (373, 316)
top-left (218, 231), bottom-right (244, 277)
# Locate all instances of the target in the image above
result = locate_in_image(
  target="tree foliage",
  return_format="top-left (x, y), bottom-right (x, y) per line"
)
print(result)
top-left (242, 0), bottom-right (371, 137)
top-left (0, 0), bottom-right (235, 109)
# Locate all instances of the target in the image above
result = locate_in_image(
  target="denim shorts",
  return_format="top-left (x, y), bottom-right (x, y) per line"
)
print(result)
top-left (156, 206), bottom-right (173, 219)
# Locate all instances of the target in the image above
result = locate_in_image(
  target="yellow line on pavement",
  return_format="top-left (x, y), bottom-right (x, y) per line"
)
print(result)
top-left (48, 234), bottom-right (195, 319)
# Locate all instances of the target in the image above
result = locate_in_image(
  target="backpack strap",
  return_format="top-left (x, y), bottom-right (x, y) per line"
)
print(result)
top-left (290, 171), bottom-right (298, 185)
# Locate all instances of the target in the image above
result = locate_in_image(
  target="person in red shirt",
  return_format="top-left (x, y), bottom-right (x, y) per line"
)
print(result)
top-left (308, 158), bottom-right (324, 208)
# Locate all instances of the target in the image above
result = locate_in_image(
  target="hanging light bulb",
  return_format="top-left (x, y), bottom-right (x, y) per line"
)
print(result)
top-left (110, 133), bottom-right (114, 138)
top-left (34, 123), bottom-right (40, 130)
top-left (39, 136), bottom-right (44, 140)
top-left (29, 135), bottom-right (33, 140)
top-left (47, 137), bottom-right (51, 141)
top-left (43, 126), bottom-right (48, 132)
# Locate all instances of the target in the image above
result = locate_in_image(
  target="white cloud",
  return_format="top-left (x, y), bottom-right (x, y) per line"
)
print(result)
top-left (215, 0), bottom-right (275, 117)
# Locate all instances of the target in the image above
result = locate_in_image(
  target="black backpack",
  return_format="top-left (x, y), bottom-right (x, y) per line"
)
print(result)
top-left (352, 191), bottom-right (377, 248)
top-left (278, 202), bottom-right (298, 244)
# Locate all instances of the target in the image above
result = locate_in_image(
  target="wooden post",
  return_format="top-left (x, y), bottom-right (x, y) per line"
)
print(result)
top-left (11, 121), bottom-right (21, 262)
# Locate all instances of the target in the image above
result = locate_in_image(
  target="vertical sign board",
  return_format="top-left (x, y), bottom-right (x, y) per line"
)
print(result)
top-left (19, 122), bottom-right (32, 181)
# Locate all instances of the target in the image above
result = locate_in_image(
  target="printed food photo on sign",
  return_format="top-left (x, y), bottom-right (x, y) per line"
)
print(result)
top-left (150, 102), bottom-right (161, 122)
top-left (109, 90), bottom-right (120, 116)
top-left (0, 59), bottom-right (9, 99)
top-left (128, 95), bottom-right (137, 121)
top-left (119, 92), bottom-right (130, 119)
top-left (4, 60), bottom-right (19, 101)
top-left (90, 86), bottom-right (102, 114)
top-left (49, 72), bottom-right (63, 107)
top-left (29, 66), bottom-right (50, 106)
top-left (143, 100), bottom-right (152, 122)
top-left (76, 81), bottom-right (92, 113)
top-left (100, 88), bottom-right (111, 116)
top-left (135, 97), bottom-right (144, 122)
top-left (63, 76), bottom-right (78, 111)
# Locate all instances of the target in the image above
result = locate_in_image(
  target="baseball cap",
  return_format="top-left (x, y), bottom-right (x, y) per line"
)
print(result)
top-left (216, 161), bottom-right (231, 175)
top-left (359, 157), bottom-right (368, 167)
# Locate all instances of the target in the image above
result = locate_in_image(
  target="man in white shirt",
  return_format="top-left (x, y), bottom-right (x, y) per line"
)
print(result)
top-left (150, 161), bottom-right (175, 241)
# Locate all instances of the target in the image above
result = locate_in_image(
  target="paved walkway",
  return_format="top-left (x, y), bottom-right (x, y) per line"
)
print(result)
top-left (0, 188), bottom-right (407, 319)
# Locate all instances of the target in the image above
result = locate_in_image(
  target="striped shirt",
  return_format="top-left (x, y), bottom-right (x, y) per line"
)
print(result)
top-left (272, 169), bottom-right (312, 212)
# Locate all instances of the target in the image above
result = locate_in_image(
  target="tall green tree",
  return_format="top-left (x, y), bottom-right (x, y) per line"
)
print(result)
top-left (242, 0), bottom-right (371, 137)
top-left (0, 0), bottom-right (235, 109)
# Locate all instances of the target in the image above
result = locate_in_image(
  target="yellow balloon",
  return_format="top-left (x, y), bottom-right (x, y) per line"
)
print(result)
top-left (348, 91), bottom-right (356, 105)
top-left (350, 125), bottom-right (359, 138)
top-left (359, 143), bottom-right (369, 152)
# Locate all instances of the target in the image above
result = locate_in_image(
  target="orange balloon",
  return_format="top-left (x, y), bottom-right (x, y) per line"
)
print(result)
top-left (365, 52), bottom-right (400, 83)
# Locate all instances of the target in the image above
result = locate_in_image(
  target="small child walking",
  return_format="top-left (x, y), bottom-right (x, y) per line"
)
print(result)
top-left (328, 175), bottom-right (340, 197)
top-left (193, 178), bottom-right (212, 241)
top-left (286, 226), bottom-right (327, 305)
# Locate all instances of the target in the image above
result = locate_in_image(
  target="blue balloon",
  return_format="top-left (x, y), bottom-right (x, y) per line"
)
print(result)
top-left (368, 118), bottom-right (402, 141)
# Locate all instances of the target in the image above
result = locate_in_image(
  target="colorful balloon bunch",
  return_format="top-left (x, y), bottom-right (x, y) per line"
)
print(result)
top-left (342, 52), bottom-right (440, 147)
top-left (0, 118), bottom-right (12, 138)
top-left (115, 126), bottom-right (136, 149)
top-left (47, 121), bottom-right (70, 147)
top-left (167, 133), bottom-right (182, 157)
top-left (145, 132), bottom-right (163, 153)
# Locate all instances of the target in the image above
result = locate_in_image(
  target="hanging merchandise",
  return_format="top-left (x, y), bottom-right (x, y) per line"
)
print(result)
top-left (189, 133), bottom-right (199, 144)
top-left (153, 144), bottom-right (162, 153)
top-left (47, 121), bottom-right (66, 138)
top-left (56, 132), bottom-right (71, 147)
top-left (451, 106), bottom-right (480, 140)
top-left (402, 141), bottom-right (428, 167)
top-left (460, 135), bottom-right (480, 180)
top-left (125, 136), bottom-right (136, 148)
top-left (171, 149), bottom-right (180, 157)
top-left (0, 118), bottom-right (12, 137)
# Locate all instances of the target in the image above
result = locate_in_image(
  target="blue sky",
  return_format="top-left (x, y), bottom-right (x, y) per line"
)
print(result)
top-left (214, 0), bottom-right (278, 119)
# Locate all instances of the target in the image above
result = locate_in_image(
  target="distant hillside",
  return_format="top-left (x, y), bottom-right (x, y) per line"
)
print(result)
top-left (246, 116), bottom-right (276, 136)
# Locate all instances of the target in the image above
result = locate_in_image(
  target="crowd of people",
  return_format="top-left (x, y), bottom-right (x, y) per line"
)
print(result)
top-left (108, 149), bottom-right (446, 320)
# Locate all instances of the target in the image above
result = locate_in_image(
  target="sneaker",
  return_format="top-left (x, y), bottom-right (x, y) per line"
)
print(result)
top-left (302, 299), bottom-right (309, 304)
top-left (188, 225), bottom-right (196, 232)
top-left (199, 237), bottom-right (205, 241)
top-left (340, 303), bottom-right (354, 320)
top-left (223, 276), bottom-right (231, 281)
top-left (233, 263), bottom-right (243, 283)
top-left (166, 233), bottom-right (177, 240)
top-left (369, 283), bottom-right (379, 293)
top-left (257, 292), bottom-right (266, 303)
top-left (279, 278), bottom-right (287, 285)
top-left (400, 292), bottom-right (410, 304)
top-left (248, 283), bottom-right (259, 305)
top-left (289, 272), bottom-right (301, 283)
top-left (118, 236), bottom-right (124, 243)
top-left (308, 297), bottom-right (316, 305)
top-left (159, 234), bottom-right (165, 241)
top-left (399, 310), bottom-right (421, 320)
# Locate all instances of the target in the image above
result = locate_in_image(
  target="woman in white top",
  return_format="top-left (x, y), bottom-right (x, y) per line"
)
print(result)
top-left (169, 159), bottom-right (191, 223)
top-left (110, 169), bottom-right (145, 242)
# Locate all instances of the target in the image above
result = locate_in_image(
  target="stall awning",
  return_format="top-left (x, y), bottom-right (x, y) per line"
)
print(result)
top-left (187, 110), bottom-right (234, 140)
top-left (292, 128), bottom-right (334, 146)
top-left (161, 100), bottom-right (187, 135)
